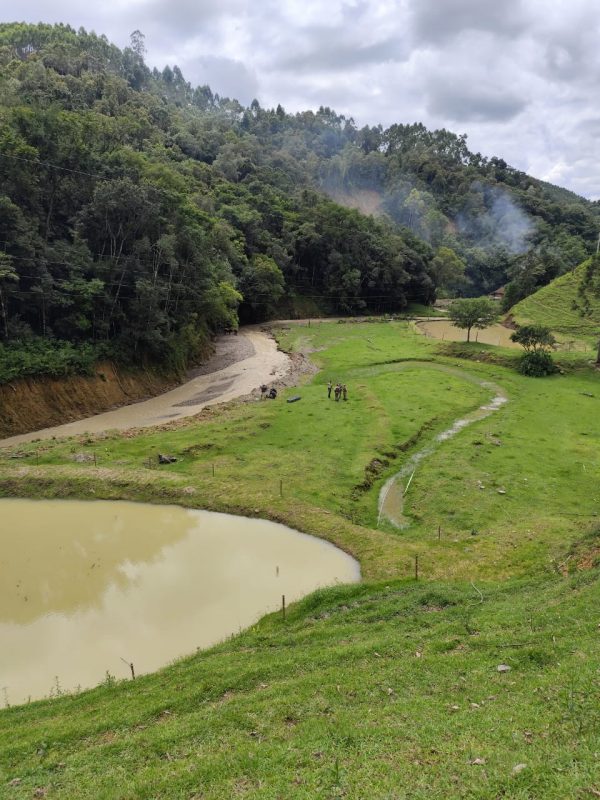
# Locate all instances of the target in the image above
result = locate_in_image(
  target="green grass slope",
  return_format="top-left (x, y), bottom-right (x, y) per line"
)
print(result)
top-left (512, 261), bottom-right (600, 346)
top-left (1, 573), bottom-right (599, 799)
top-left (0, 321), bottom-right (599, 798)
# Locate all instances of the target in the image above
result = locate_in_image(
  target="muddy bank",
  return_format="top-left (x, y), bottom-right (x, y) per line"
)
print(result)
top-left (0, 330), bottom-right (290, 447)
top-left (0, 361), bottom-right (178, 440)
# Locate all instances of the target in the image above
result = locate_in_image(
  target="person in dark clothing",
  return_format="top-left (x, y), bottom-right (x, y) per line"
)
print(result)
top-left (334, 384), bottom-right (341, 401)
top-left (342, 384), bottom-right (348, 401)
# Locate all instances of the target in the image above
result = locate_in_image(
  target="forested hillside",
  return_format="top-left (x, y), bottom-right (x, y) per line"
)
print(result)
top-left (0, 23), bottom-right (598, 380)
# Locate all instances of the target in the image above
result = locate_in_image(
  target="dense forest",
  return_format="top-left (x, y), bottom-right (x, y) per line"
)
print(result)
top-left (0, 23), bottom-right (598, 379)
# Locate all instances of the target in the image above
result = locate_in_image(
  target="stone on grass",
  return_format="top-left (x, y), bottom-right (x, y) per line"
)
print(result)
top-left (497, 664), bottom-right (511, 673)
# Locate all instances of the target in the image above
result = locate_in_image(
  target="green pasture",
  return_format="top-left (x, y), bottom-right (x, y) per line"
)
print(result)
top-left (1, 573), bottom-right (599, 799)
top-left (512, 262), bottom-right (600, 349)
top-left (2, 321), bottom-right (597, 580)
top-left (0, 320), bottom-right (599, 798)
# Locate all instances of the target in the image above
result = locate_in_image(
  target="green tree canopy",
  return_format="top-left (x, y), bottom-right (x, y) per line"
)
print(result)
top-left (448, 297), bottom-right (499, 342)
top-left (430, 246), bottom-right (467, 295)
top-left (510, 324), bottom-right (556, 352)
top-left (0, 21), bottom-right (597, 382)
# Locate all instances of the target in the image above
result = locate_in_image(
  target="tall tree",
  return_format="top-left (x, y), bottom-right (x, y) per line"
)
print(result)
top-left (449, 297), bottom-right (499, 342)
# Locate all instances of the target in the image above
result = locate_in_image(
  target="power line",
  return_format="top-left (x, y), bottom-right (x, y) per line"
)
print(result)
top-left (0, 151), bottom-right (108, 181)
top-left (0, 155), bottom-right (416, 305)
top-left (0, 245), bottom-right (201, 271)
top-left (3, 253), bottom-right (410, 302)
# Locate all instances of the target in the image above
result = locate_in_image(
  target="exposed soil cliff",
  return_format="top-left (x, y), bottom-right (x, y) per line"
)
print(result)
top-left (0, 362), bottom-right (177, 439)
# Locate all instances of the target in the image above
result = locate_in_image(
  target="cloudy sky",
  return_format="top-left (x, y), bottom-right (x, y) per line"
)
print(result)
top-left (10, 0), bottom-right (600, 199)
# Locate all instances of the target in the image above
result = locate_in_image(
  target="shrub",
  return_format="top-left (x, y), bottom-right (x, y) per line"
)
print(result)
top-left (517, 350), bottom-right (558, 376)
top-left (510, 324), bottom-right (556, 352)
top-left (0, 339), bottom-right (102, 384)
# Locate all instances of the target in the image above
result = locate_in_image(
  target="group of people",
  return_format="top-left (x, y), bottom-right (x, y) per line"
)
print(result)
top-left (260, 384), bottom-right (277, 399)
top-left (327, 381), bottom-right (348, 401)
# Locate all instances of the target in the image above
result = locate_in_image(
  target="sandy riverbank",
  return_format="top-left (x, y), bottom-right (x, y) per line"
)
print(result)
top-left (0, 329), bottom-right (290, 448)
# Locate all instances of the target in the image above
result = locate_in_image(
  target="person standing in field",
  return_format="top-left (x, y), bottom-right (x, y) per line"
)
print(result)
top-left (327, 380), bottom-right (332, 399)
top-left (335, 384), bottom-right (341, 401)
top-left (342, 384), bottom-right (347, 401)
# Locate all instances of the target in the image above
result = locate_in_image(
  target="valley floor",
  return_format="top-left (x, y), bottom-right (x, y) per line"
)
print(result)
top-left (0, 319), bottom-right (598, 799)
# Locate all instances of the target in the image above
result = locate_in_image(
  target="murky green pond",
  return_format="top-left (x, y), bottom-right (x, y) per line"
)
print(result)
top-left (417, 319), bottom-right (520, 347)
top-left (0, 499), bottom-right (359, 705)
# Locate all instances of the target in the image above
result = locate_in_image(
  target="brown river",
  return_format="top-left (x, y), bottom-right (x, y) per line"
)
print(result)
top-left (0, 329), bottom-right (290, 449)
top-left (0, 499), bottom-right (359, 706)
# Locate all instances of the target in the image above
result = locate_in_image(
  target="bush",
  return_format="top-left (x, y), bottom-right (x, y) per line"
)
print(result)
top-left (510, 324), bottom-right (556, 352)
top-left (517, 350), bottom-right (558, 377)
top-left (0, 339), bottom-right (103, 384)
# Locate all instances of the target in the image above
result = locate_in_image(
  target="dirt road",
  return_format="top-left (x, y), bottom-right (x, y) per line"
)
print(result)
top-left (0, 329), bottom-right (290, 448)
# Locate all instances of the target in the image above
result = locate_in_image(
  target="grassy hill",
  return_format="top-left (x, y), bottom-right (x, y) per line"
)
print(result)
top-left (512, 260), bottom-right (600, 347)
top-left (1, 573), bottom-right (599, 799)
top-left (0, 321), bottom-right (599, 798)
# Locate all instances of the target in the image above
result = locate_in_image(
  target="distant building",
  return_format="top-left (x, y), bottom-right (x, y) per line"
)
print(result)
top-left (489, 286), bottom-right (506, 301)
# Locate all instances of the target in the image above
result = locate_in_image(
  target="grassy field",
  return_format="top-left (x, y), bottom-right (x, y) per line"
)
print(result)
top-left (512, 261), bottom-right (600, 350)
top-left (0, 320), bottom-right (599, 798)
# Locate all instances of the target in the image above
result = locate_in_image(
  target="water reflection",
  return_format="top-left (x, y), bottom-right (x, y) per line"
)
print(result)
top-left (1, 502), bottom-right (190, 624)
top-left (417, 319), bottom-right (520, 348)
top-left (0, 500), bottom-right (359, 705)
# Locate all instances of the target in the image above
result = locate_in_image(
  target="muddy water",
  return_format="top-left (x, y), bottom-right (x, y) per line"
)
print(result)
top-left (417, 319), bottom-right (520, 348)
top-left (0, 499), bottom-right (359, 705)
top-left (0, 329), bottom-right (290, 449)
top-left (377, 363), bottom-right (508, 528)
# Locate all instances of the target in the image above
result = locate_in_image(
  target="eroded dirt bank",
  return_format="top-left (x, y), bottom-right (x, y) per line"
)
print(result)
top-left (0, 329), bottom-right (290, 447)
top-left (0, 361), bottom-right (178, 440)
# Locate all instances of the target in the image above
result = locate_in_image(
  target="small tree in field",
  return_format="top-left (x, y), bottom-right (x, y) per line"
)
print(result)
top-left (511, 324), bottom-right (558, 376)
top-left (510, 324), bottom-right (556, 352)
top-left (448, 297), bottom-right (499, 342)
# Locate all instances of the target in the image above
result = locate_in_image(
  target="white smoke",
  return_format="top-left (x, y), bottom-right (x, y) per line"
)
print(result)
top-left (457, 182), bottom-right (534, 254)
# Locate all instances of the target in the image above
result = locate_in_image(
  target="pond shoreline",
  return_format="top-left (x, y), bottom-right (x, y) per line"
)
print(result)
top-left (0, 498), bottom-right (359, 706)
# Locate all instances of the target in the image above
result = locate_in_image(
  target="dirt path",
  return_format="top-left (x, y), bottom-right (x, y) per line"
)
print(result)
top-left (0, 329), bottom-right (290, 448)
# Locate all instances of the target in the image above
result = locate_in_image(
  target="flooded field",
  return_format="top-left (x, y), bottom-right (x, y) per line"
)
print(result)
top-left (0, 499), bottom-right (359, 705)
top-left (416, 319), bottom-right (521, 348)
